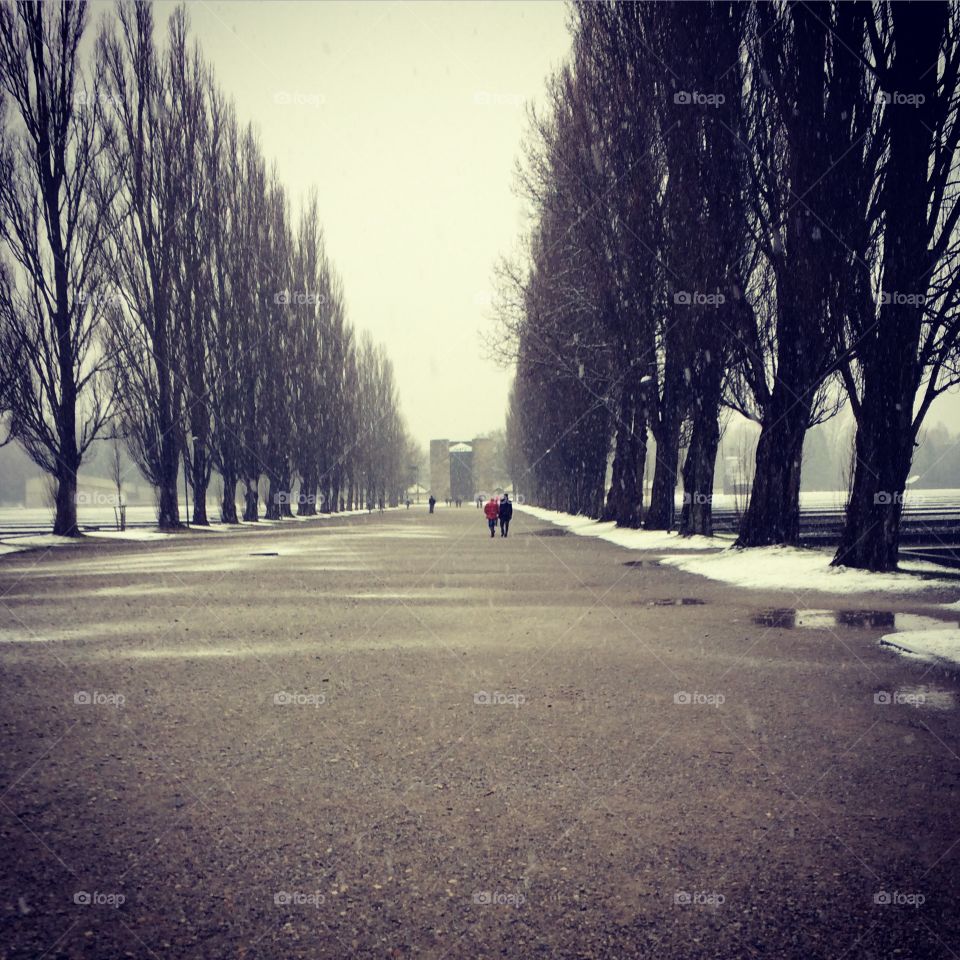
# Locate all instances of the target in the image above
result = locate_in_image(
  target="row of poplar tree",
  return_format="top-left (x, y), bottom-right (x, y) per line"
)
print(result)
top-left (498, 1), bottom-right (960, 572)
top-left (0, 1), bottom-right (412, 534)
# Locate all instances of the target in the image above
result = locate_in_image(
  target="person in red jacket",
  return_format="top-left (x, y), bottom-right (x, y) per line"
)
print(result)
top-left (483, 496), bottom-right (500, 538)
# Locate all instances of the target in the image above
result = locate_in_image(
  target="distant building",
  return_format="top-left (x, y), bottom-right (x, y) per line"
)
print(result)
top-left (449, 443), bottom-right (472, 501)
top-left (429, 439), bottom-right (451, 500)
top-left (429, 437), bottom-right (496, 499)
top-left (472, 437), bottom-right (494, 494)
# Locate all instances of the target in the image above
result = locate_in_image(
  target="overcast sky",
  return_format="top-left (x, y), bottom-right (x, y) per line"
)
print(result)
top-left (110, 0), bottom-right (572, 450)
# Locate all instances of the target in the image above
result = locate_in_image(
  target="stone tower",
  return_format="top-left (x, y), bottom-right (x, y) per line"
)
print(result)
top-left (429, 439), bottom-right (451, 500)
top-left (471, 436), bottom-right (495, 494)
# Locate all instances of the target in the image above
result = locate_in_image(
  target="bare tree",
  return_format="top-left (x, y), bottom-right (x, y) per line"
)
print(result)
top-left (260, 176), bottom-right (295, 520)
top-left (328, 308), bottom-right (356, 511)
top-left (674, 2), bottom-right (751, 537)
top-left (203, 86), bottom-right (245, 523)
top-left (237, 125), bottom-right (269, 522)
top-left (0, 0), bottom-right (116, 535)
top-left (167, 8), bottom-right (212, 525)
top-left (98, 0), bottom-right (186, 529)
top-left (734, 1), bottom-right (867, 547)
top-left (290, 192), bottom-right (329, 517)
top-left (835, 1), bottom-right (960, 570)
top-left (571, 2), bottom-right (662, 526)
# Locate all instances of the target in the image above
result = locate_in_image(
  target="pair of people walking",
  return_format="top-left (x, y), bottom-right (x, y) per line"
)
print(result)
top-left (484, 494), bottom-right (512, 538)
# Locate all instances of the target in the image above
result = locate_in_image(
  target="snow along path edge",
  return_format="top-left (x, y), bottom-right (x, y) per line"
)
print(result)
top-left (516, 504), bottom-right (960, 598)
top-left (659, 545), bottom-right (960, 596)
top-left (516, 504), bottom-right (731, 551)
top-left (879, 628), bottom-right (960, 669)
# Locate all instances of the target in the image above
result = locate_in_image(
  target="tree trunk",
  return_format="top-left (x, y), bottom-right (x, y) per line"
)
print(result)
top-left (53, 463), bottom-right (80, 537)
top-left (154, 316), bottom-right (181, 530)
top-left (331, 468), bottom-right (342, 513)
top-left (52, 356), bottom-right (81, 537)
top-left (603, 379), bottom-right (646, 528)
top-left (265, 475), bottom-right (282, 520)
top-left (220, 470), bottom-right (239, 524)
top-left (190, 440), bottom-right (210, 526)
top-left (243, 477), bottom-right (259, 522)
top-left (832, 3), bottom-right (942, 572)
top-left (187, 308), bottom-right (210, 525)
top-left (679, 403), bottom-right (720, 537)
top-left (833, 384), bottom-right (914, 570)
top-left (298, 469), bottom-right (317, 516)
top-left (157, 471), bottom-right (180, 530)
top-left (645, 412), bottom-right (682, 531)
top-left (52, 275), bottom-right (82, 536)
top-left (736, 395), bottom-right (809, 546)
top-left (588, 456), bottom-right (607, 519)
top-left (279, 470), bottom-right (294, 518)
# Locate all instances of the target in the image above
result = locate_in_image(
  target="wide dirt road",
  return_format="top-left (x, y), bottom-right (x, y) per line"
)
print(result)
top-left (1, 505), bottom-right (958, 959)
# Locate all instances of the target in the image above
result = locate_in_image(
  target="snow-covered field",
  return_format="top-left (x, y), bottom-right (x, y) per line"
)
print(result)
top-left (0, 503), bottom-right (402, 555)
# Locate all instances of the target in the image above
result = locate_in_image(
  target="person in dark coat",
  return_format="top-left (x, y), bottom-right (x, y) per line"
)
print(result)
top-left (498, 493), bottom-right (513, 537)
top-left (428, 495), bottom-right (436, 514)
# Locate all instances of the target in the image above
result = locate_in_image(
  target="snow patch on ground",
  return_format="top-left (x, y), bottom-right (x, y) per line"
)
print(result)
top-left (2, 534), bottom-right (85, 549)
top-left (880, 628), bottom-right (960, 668)
top-left (85, 529), bottom-right (176, 542)
top-left (658, 545), bottom-right (960, 596)
top-left (517, 504), bottom-right (729, 551)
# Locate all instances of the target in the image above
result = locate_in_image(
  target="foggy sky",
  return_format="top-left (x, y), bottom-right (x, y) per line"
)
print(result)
top-left (107, 0), bottom-right (572, 450)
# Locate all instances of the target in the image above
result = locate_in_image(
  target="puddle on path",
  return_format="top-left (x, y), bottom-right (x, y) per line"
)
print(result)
top-left (754, 610), bottom-right (960, 709)
top-left (530, 528), bottom-right (568, 537)
top-left (752, 609), bottom-right (956, 631)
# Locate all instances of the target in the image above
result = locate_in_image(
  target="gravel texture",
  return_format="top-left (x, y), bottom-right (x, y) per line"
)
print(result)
top-left (1, 505), bottom-right (958, 959)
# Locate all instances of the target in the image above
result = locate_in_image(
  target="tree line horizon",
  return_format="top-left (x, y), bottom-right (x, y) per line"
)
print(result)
top-left (497, 1), bottom-right (960, 572)
top-left (0, 0), bottom-right (417, 536)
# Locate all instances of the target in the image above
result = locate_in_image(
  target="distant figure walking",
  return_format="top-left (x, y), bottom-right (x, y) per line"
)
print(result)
top-left (498, 493), bottom-right (513, 538)
top-left (484, 496), bottom-right (500, 538)
top-left (428, 495), bottom-right (436, 514)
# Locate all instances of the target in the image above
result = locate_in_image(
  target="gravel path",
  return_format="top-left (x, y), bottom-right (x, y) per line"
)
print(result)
top-left (1, 505), bottom-right (958, 959)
